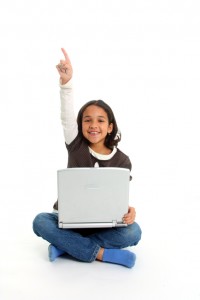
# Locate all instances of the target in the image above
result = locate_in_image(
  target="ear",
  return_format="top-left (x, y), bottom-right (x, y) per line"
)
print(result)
top-left (108, 123), bottom-right (113, 134)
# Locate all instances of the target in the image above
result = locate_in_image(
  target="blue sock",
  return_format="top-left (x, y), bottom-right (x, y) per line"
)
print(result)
top-left (48, 244), bottom-right (65, 262)
top-left (102, 249), bottom-right (136, 268)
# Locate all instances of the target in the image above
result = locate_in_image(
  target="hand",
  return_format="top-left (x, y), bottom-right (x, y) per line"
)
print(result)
top-left (123, 206), bottom-right (136, 225)
top-left (56, 48), bottom-right (73, 85)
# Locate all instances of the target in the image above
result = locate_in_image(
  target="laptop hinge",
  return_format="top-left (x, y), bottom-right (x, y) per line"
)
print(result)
top-left (112, 220), bottom-right (117, 227)
top-left (59, 221), bottom-right (127, 229)
top-left (112, 220), bottom-right (127, 227)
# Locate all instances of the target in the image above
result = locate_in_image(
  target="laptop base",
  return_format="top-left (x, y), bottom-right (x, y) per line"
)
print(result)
top-left (58, 221), bottom-right (128, 229)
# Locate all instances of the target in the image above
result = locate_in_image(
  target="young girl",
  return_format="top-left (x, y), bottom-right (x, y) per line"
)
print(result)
top-left (33, 48), bottom-right (142, 268)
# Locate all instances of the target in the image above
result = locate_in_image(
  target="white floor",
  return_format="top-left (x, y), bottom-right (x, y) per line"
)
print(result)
top-left (1, 184), bottom-right (200, 300)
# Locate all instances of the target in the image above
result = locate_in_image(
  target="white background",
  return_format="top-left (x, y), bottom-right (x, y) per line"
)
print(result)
top-left (0, 0), bottom-right (200, 299)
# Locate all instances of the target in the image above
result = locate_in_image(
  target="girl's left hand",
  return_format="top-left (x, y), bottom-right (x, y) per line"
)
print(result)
top-left (123, 206), bottom-right (136, 225)
top-left (56, 48), bottom-right (73, 85)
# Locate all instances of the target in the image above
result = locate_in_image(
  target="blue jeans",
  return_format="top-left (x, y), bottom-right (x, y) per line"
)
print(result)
top-left (33, 212), bottom-right (142, 262)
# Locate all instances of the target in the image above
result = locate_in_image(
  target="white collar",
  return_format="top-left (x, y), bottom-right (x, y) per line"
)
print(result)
top-left (88, 146), bottom-right (117, 160)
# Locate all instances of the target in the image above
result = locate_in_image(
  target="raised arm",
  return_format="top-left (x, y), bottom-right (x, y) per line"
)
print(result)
top-left (56, 48), bottom-right (78, 145)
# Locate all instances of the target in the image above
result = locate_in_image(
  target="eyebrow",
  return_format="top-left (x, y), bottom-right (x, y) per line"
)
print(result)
top-left (83, 115), bottom-right (106, 119)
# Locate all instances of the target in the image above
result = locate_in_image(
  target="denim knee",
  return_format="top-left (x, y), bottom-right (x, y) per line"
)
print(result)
top-left (32, 213), bottom-right (41, 236)
top-left (130, 222), bottom-right (142, 246)
top-left (126, 222), bottom-right (142, 246)
top-left (32, 213), bottom-right (48, 236)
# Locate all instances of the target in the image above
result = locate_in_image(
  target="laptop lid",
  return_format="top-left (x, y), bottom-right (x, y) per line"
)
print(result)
top-left (57, 167), bottom-right (130, 228)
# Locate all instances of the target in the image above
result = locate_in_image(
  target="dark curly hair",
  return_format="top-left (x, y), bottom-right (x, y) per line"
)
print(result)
top-left (77, 100), bottom-right (121, 149)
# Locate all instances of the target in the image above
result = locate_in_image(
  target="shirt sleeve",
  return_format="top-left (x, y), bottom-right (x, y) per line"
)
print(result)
top-left (60, 79), bottom-right (78, 145)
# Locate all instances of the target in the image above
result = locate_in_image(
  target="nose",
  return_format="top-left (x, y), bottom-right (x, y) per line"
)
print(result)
top-left (89, 120), bottom-right (98, 128)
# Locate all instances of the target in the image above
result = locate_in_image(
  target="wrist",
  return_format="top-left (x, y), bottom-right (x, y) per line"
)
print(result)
top-left (59, 79), bottom-right (73, 88)
top-left (61, 78), bottom-right (69, 85)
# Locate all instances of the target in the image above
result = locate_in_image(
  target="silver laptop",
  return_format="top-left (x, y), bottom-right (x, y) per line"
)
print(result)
top-left (57, 167), bottom-right (130, 229)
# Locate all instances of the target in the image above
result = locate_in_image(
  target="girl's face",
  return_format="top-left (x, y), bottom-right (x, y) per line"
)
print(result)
top-left (82, 105), bottom-right (113, 149)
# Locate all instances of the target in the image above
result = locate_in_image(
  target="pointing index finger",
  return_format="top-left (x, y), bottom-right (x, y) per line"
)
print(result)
top-left (61, 48), bottom-right (70, 62)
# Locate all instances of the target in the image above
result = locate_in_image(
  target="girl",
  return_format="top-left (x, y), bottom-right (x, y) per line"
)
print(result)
top-left (33, 48), bottom-right (142, 268)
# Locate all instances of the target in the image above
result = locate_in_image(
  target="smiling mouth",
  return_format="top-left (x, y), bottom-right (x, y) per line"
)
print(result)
top-left (88, 131), bottom-right (100, 135)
